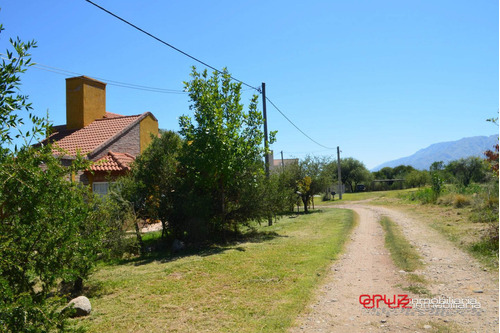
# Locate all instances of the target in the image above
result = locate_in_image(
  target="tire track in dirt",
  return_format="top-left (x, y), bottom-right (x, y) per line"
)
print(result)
top-left (289, 203), bottom-right (499, 332)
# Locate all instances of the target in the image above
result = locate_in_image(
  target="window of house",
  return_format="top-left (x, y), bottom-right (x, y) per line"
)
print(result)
top-left (92, 182), bottom-right (109, 196)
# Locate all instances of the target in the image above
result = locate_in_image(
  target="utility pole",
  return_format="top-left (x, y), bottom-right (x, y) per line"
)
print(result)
top-left (262, 82), bottom-right (270, 178)
top-left (280, 150), bottom-right (284, 171)
top-left (337, 146), bottom-right (342, 200)
top-left (262, 82), bottom-right (272, 226)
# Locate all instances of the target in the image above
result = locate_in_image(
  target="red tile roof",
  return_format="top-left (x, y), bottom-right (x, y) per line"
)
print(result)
top-left (90, 152), bottom-right (135, 172)
top-left (103, 112), bottom-right (123, 118)
top-left (46, 114), bottom-right (142, 157)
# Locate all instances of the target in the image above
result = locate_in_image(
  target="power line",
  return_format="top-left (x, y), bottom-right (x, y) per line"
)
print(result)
top-left (265, 96), bottom-right (335, 150)
top-left (84, 0), bottom-right (258, 91)
top-left (83, 1), bottom-right (335, 150)
top-left (3, 56), bottom-right (187, 94)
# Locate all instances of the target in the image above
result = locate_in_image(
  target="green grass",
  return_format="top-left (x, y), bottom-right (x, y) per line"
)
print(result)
top-left (391, 200), bottom-right (499, 270)
top-left (379, 216), bottom-right (422, 272)
top-left (76, 209), bottom-right (355, 332)
top-left (379, 216), bottom-right (431, 296)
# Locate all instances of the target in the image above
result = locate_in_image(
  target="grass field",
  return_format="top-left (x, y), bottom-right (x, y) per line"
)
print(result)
top-left (76, 209), bottom-right (355, 332)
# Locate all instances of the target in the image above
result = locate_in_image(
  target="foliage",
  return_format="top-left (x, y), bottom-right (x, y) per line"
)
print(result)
top-left (484, 143), bottom-right (499, 177)
top-left (174, 67), bottom-right (272, 240)
top-left (0, 145), bottom-right (110, 332)
top-left (430, 173), bottom-right (444, 200)
top-left (96, 187), bottom-right (140, 258)
top-left (339, 157), bottom-right (371, 193)
top-left (372, 165), bottom-right (425, 191)
top-left (120, 130), bottom-right (182, 240)
top-left (264, 165), bottom-right (300, 219)
top-left (373, 167), bottom-right (395, 180)
top-left (405, 187), bottom-right (436, 204)
top-left (404, 170), bottom-right (430, 188)
top-left (445, 157), bottom-right (488, 187)
top-left (295, 156), bottom-right (330, 212)
top-left (0, 25), bottom-right (40, 149)
top-left (0, 24), bottom-right (109, 332)
top-left (429, 161), bottom-right (444, 173)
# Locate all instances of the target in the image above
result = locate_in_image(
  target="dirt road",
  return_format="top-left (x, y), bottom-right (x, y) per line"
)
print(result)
top-left (289, 203), bottom-right (499, 333)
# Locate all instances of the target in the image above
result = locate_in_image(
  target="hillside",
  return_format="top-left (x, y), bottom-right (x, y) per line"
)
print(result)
top-left (372, 135), bottom-right (498, 171)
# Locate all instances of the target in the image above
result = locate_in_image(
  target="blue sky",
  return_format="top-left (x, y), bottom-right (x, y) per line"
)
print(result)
top-left (1, 0), bottom-right (498, 169)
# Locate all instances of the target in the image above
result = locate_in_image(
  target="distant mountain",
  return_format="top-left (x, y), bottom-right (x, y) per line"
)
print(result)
top-left (372, 135), bottom-right (498, 171)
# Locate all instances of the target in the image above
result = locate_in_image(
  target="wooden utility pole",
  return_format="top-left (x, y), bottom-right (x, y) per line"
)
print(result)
top-left (261, 82), bottom-right (272, 226)
top-left (337, 146), bottom-right (342, 200)
top-left (262, 82), bottom-right (270, 178)
top-left (280, 150), bottom-right (284, 171)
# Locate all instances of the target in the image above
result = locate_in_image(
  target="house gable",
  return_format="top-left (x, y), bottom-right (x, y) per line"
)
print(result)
top-left (139, 113), bottom-right (159, 153)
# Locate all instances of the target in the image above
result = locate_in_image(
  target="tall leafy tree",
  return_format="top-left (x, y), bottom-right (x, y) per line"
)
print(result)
top-left (120, 130), bottom-right (182, 241)
top-left (445, 157), bottom-right (488, 187)
top-left (296, 156), bottom-right (329, 212)
top-left (0, 23), bottom-right (109, 332)
top-left (176, 67), bottom-right (274, 240)
top-left (327, 157), bottom-right (371, 193)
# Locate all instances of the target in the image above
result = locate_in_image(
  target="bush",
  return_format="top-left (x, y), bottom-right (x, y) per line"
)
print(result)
top-left (452, 194), bottom-right (471, 208)
top-left (0, 25), bottom-right (110, 331)
top-left (0, 146), bottom-right (109, 332)
top-left (406, 188), bottom-right (436, 204)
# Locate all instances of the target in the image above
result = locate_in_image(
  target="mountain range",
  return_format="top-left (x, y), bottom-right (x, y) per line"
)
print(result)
top-left (372, 135), bottom-right (498, 171)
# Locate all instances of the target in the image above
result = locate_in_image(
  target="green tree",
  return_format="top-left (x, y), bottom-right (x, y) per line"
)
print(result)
top-left (296, 156), bottom-right (329, 212)
top-left (175, 67), bottom-right (273, 240)
top-left (374, 167), bottom-right (394, 180)
top-left (0, 24), bottom-right (108, 332)
top-left (339, 157), bottom-right (371, 192)
top-left (405, 170), bottom-right (430, 188)
top-left (264, 163), bottom-right (300, 219)
top-left (120, 130), bottom-right (182, 242)
top-left (0, 26), bottom-right (39, 148)
top-left (445, 157), bottom-right (488, 187)
top-left (430, 161), bottom-right (445, 173)
top-left (393, 165), bottom-right (415, 179)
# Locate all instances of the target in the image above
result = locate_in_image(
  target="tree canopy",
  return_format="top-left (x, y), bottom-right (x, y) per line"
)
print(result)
top-left (174, 67), bottom-right (274, 240)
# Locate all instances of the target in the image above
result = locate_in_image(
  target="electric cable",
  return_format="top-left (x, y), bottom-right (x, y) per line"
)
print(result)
top-left (85, 0), bottom-right (259, 91)
top-left (71, 1), bottom-right (336, 149)
top-left (265, 96), bottom-right (335, 150)
top-left (0, 55), bottom-right (188, 95)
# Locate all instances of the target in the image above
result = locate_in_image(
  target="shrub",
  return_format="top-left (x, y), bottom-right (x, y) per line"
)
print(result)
top-left (452, 194), bottom-right (471, 208)
top-left (406, 188), bottom-right (435, 204)
top-left (0, 146), bottom-right (109, 332)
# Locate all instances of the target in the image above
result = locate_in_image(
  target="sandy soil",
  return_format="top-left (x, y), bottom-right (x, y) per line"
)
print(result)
top-left (289, 202), bottom-right (499, 333)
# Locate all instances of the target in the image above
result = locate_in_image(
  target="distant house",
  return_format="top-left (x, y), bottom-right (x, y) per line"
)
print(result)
top-left (269, 151), bottom-right (298, 171)
top-left (41, 76), bottom-right (159, 195)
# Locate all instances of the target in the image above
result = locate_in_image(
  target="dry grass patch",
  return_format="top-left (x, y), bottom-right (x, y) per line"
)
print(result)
top-left (389, 202), bottom-right (498, 270)
top-left (76, 209), bottom-right (355, 332)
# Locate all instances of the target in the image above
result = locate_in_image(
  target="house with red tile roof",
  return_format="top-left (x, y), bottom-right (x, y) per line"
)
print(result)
top-left (42, 76), bottom-right (159, 195)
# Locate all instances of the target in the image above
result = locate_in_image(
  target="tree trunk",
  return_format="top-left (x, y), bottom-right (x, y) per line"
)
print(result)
top-left (72, 277), bottom-right (83, 297)
top-left (134, 219), bottom-right (144, 253)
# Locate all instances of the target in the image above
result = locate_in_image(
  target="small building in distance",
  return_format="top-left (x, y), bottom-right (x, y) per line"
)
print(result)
top-left (41, 76), bottom-right (159, 195)
top-left (269, 151), bottom-right (298, 171)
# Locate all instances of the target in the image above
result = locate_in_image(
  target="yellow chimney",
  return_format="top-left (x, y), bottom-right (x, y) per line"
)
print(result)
top-left (66, 76), bottom-right (106, 130)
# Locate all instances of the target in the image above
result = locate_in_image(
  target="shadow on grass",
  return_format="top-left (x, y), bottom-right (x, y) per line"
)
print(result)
top-left (109, 228), bottom-right (287, 268)
top-left (285, 209), bottom-right (325, 218)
